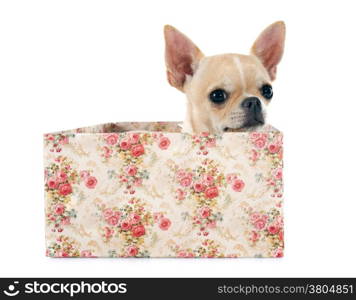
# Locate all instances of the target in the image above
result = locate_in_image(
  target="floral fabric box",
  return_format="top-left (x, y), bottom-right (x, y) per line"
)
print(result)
top-left (44, 122), bottom-right (284, 258)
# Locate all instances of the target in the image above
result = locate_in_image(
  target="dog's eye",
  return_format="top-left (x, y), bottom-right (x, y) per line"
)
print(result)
top-left (260, 84), bottom-right (273, 100)
top-left (209, 89), bottom-right (228, 104)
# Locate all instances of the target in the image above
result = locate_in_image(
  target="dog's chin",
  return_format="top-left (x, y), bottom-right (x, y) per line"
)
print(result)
top-left (223, 118), bottom-right (265, 132)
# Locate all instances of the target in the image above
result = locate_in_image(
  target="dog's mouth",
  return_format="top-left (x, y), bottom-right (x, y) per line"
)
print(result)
top-left (223, 127), bottom-right (241, 132)
top-left (223, 114), bottom-right (265, 132)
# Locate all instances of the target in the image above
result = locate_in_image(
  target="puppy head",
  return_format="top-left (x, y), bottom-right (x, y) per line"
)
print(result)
top-left (164, 22), bottom-right (286, 133)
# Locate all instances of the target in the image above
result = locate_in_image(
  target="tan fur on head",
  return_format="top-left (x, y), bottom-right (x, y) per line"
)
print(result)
top-left (164, 22), bottom-right (286, 134)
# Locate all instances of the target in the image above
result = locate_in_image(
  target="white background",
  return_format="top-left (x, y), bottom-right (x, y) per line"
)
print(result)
top-left (0, 0), bottom-right (355, 277)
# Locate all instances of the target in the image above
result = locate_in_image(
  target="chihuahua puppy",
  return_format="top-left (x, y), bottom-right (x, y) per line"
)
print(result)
top-left (164, 22), bottom-right (285, 134)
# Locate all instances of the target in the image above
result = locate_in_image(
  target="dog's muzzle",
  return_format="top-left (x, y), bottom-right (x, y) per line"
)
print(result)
top-left (241, 97), bottom-right (265, 127)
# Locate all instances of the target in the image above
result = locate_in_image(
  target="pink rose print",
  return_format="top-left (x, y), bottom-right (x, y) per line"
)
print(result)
top-left (250, 132), bottom-right (261, 140)
top-left (133, 178), bottom-right (142, 187)
top-left (273, 248), bottom-right (283, 258)
top-left (232, 179), bottom-right (245, 192)
top-left (106, 133), bottom-right (119, 145)
top-left (177, 251), bottom-right (194, 258)
top-left (193, 182), bottom-right (205, 193)
top-left (127, 246), bottom-right (139, 257)
top-left (80, 170), bottom-right (90, 179)
top-left (169, 159), bottom-right (241, 236)
top-left (249, 132), bottom-right (281, 155)
top-left (226, 174), bottom-right (234, 184)
top-left (203, 175), bottom-right (214, 186)
top-left (103, 208), bottom-right (113, 219)
top-left (192, 133), bottom-right (219, 155)
top-left (56, 251), bottom-right (69, 257)
top-left (54, 204), bottom-right (65, 215)
top-left (206, 138), bottom-right (216, 148)
top-left (107, 215), bottom-right (119, 226)
top-left (180, 176), bottom-right (192, 187)
top-left (176, 169), bottom-right (186, 179)
top-left (61, 217), bottom-right (71, 225)
top-left (200, 207), bottom-right (211, 218)
top-left (120, 221), bottom-right (132, 231)
top-left (102, 146), bottom-right (113, 158)
top-left (47, 134), bottom-right (55, 141)
top-left (125, 165), bottom-right (137, 176)
top-left (58, 136), bottom-right (69, 145)
top-left (250, 231), bottom-right (260, 243)
top-left (119, 138), bottom-right (131, 150)
top-left (175, 188), bottom-right (186, 201)
top-left (131, 144), bottom-right (145, 157)
top-left (250, 149), bottom-right (259, 162)
top-left (279, 230), bottom-right (284, 242)
top-left (253, 215), bottom-right (267, 230)
top-left (44, 133), bottom-right (74, 153)
top-left (61, 217), bottom-right (70, 225)
top-left (104, 227), bottom-right (114, 239)
top-left (159, 218), bottom-right (171, 231)
top-left (47, 177), bottom-right (59, 189)
top-left (248, 131), bottom-right (283, 199)
top-left (45, 124), bottom-right (283, 258)
top-left (254, 137), bottom-right (267, 149)
top-left (57, 171), bottom-right (67, 182)
top-left (268, 143), bottom-right (280, 153)
top-left (85, 176), bottom-right (98, 189)
top-left (272, 168), bottom-right (283, 180)
top-left (207, 220), bottom-right (216, 229)
top-left (205, 186), bottom-right (219, 199)
top-left (103, 132), bottom-right (173, 194)
top-left (158, 136), bottom-right (171, 150)
top-left (130, 213), bottom-right (141, 224)
top-left (58, 183), bottom-right (72, 196)
top-left (47, 203), bottom-right (76, 233)
top-left (132, 225), bottom-right (146, 237)
top-left (246, 208), bottom-right (284, 257)
top-left (267, 225), bottom-right (279, 235)
top-left (129, 133), bottom-right (140, 144)
top-left (47, 236), bottom-right (96, 258)
top-left (45, 157), bottom-right (97, 196)
top-left (153, 212), bottom-right (164, 223)
top-left (99, 198), bottom-right (171, 257)
top-left (45, 157), bottom-right (98, 233)
top-left (267, 168), bottom-right (283, 198)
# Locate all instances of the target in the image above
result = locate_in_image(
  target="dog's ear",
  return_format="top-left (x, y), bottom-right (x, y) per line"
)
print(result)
top-left (164, 25), bottom-right (204, 91)
top-left (251, 21), bottom-right (286, 81)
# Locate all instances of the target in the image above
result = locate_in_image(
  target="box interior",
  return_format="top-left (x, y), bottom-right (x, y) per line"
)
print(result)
top-left (48, 121), bottom-right (280, 135)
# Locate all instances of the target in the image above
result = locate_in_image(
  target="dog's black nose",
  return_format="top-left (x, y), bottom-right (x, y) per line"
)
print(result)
top-left (241, 97), bottom-right (262, 112)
